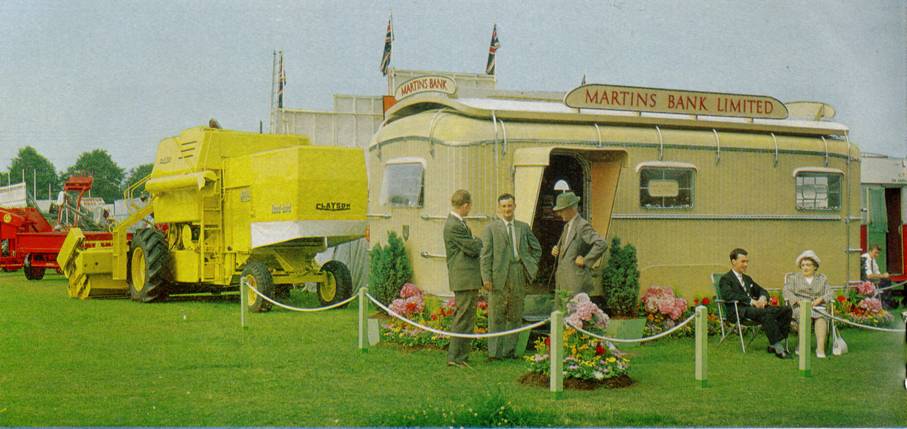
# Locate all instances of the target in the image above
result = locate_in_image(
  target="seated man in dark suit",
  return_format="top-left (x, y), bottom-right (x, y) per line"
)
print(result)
top-left (719, 248), bottom-right (793, 359)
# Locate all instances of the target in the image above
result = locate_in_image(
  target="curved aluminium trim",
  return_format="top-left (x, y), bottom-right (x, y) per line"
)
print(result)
top-left (791, 166), bottom-right (845, 177)
top-left (612, 213), bottom-right (842, 221)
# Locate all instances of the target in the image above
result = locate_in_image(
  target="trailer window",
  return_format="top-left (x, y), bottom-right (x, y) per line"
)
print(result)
top-left (796, 172), bottom-right (841, 210)
top-left (639, 167), bottom-right (694, 209)
top-left (381, 162), bottom-right (424, 208)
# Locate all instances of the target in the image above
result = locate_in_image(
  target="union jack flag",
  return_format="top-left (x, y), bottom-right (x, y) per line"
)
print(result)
top-left (485, 24), bottom-right (501, 75)
top-left (380, 15), bottom-right (393, 76)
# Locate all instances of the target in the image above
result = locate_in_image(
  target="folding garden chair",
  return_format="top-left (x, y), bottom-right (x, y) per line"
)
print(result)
top-left (711, 272), bottom-right (762, 352)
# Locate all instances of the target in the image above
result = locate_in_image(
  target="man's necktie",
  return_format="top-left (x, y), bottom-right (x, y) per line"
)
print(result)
top-left (507, 222), bottom-right (517, 258)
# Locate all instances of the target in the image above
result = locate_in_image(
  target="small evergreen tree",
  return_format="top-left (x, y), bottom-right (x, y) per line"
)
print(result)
top-left (369, 231), bottom-right (413, 308)
top-left (601, 237), bottom-right (640, 317)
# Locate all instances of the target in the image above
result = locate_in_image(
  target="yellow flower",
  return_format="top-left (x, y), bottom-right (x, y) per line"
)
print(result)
top-left (607, 357), bottom-right (616, 363)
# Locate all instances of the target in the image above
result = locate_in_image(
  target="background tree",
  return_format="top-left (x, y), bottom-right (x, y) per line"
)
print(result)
top-left (61, 149), bottom-right (125, 203)
top-left (6, 146), bottom-right (58, 200)
top-left (122, 163), bottom-right (154, 196)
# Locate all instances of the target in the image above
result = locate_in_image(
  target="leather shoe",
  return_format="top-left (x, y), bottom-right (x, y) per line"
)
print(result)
top-left (766, 346), bottom-right (775, 354)
top-left (774, 350), bottom-right (791, 359)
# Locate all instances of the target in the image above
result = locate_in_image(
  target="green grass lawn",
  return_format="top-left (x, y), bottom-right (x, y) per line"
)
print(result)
top-left (0, 271), bottom-right (904, 426)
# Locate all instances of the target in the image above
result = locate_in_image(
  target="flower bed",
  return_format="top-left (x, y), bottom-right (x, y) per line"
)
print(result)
top-left (640, 287), bottom-right (721, 337)
top-left (834, 282), bottom-right (895, 328)
top-left (522, 294), bottom-right (631, 389)
top-left (380, 283), bottom-right (489, 349)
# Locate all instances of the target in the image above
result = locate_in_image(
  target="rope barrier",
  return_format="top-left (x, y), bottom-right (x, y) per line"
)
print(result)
top-left (813, 308), bottom-right (905, 333)
top-left (877, 280), bottom-right (907, 292)
top-left (245, 281), bottom-right (358, 312)
top-left (829, 280), bottom-right (907, 292)
top-left (366, 293), bottom-right (550, 339)
top-left (566, 313), bottom-right (698, 343)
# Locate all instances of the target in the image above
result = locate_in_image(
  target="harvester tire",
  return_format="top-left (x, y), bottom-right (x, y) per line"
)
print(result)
top-left (243, 261), bottom-right (274, 313)
top-left (23, 255), bottom-right (45, 281)
top-left (318, 260), bottom-right (352, 308)
top-left (128, 228), bottom-right (171, 302)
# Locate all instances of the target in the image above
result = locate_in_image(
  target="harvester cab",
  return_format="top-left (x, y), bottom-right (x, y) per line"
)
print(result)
top-left (57, 127), bottom-right (368, 312)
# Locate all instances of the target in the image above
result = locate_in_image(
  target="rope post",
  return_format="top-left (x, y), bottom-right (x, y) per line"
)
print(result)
top-left (240, 277), bottom-right (248, 329)
top-left (694, 305), bottom-right (708, 388)
top-left (358, 287), bottom-right (368, 353)
top-left (798, 300), bottom-right (812, 377)
top-left (550, 310), bottom-right (564, 399)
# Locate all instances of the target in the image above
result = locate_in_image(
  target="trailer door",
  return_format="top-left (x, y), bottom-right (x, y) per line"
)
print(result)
top-left (867, 187), bottom-right (888, 272)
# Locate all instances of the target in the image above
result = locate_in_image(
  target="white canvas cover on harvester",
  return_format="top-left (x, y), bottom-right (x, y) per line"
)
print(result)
top-left (0, 183), bottom-right (27, 208)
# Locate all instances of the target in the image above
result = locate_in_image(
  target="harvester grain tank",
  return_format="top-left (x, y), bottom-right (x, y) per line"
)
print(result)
top-left (57, 126), bottom-right (368, 311)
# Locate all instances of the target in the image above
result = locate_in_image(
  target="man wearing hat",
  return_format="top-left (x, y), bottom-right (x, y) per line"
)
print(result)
top-left (551, 191), bottom-right (606, 296)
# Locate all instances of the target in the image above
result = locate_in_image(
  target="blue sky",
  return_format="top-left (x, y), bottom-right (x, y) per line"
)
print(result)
top-left (1, 0), bottom-right (904, 172)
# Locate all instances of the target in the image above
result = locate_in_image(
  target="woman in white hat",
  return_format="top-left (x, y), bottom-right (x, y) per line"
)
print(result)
top-left (783, 250), bottom-right (832, 358)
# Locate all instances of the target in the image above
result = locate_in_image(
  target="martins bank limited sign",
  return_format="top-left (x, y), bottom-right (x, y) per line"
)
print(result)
top-left (564, 84), bottom-right (789, 120)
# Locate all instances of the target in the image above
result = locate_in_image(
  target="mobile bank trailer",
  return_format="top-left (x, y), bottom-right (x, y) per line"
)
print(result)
top-left (367, 82), bottom-right (860, 299)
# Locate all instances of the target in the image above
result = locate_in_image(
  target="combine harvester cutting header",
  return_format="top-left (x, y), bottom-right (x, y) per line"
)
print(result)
top-left (57, 126), bottom-right (368, 311)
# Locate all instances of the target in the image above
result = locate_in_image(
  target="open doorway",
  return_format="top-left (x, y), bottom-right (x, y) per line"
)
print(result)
top-left (530, 152), bottom-right (588, 292)
top-left (884, 188), bottom-right (902, 274)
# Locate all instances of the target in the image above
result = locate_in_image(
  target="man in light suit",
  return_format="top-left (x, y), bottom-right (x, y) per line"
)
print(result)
top-left (551, 192), bottom-right (606, 296)
top-left (480, 193), bottom-right (542, 360)
top-left (444, 189), bottom-right (484, 368)
top-left (718, 248), bottom-right (793, 359)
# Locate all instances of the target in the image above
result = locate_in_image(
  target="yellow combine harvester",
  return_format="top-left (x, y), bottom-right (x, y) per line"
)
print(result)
top-left (57, 126), bottom-right (368, 311)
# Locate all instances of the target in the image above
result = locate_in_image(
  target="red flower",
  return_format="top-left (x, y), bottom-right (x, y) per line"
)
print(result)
top-left (836, 295), bottom-right (846, 303)
top-left (405, 302), bottom-right (418, 313)
top-left (595, 344), bottom-right (605, 355)
top-left (693, 298), bottom-right (700, 306)
top-left (701, 297), bottom-right (710, 306)
top-left (769, 296), bottom-right (779, 306)
top-left (431, 314), bottom-right (438, 320)
top-left (477, 300), bottom-right (488, 310)
top-left (544, 336), bottom-right (551, 347)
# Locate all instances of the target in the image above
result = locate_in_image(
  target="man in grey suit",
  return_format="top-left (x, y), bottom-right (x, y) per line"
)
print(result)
top-left (480, 193), bottom-right (542, 360)
top-left (444, 189), bottom-right (483, 368)
top-left (551, 191), bottom-right (607, 296)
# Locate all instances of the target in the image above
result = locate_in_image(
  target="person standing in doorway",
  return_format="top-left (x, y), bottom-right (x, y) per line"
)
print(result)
top-left (480, 193), bottom-right (542, 360)
top-left (444, 190), bottom-right (483, 368)
top-left (551, 191), bottom-right (606, 297)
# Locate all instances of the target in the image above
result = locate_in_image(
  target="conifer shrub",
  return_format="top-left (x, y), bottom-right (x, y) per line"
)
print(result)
top-left (369, 231), bottom-right (413, 308)
top-left (601, 237), bottom-right (640, 317)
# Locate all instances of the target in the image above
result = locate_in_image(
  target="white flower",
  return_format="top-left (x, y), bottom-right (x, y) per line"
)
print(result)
top-left (593, 371), bottom-right (605, 380)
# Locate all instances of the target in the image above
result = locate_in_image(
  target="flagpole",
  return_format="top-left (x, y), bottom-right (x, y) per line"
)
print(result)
top-left (269, 50), bottom-right (276, 133)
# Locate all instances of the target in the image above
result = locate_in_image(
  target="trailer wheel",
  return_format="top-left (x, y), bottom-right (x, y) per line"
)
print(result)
top-left (23, 255), bottom-right (45, 281)
top-left (128, 228), bottom-right (170, 302)
top-left (243, 261), bottom-right (274, 313)
top-left (318, 260), bottom-right (352, 307)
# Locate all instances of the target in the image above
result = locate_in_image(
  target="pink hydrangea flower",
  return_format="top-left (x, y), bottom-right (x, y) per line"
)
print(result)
top-left (399, 283), bottom-right (422, 299)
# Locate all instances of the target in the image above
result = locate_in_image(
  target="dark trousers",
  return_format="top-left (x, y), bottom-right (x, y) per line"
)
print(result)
top-left (447, 289), bottom-right (478, 363)
top-left (741, 305), bottom-right (793, 345)
top-left (488, 263), bottom-right (526, 359)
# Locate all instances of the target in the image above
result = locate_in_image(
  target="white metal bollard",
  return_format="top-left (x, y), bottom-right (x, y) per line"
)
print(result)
top-left (550, 310), bottom-right (564, 399)
top-left (358, 287), bottom-right (368, 352)
top-left (695, 305), bottom-right (708, 387)
top-left (240, 277), bottom-right (248, 329)
top-left (799, 300), bottom-right (811, 377)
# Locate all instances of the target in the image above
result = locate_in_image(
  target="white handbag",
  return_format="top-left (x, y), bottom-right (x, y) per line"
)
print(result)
top-left (831, 323), bottom-right (848, 356)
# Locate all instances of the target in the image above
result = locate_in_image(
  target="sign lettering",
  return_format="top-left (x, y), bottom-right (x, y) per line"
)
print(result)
top-left (565, 84), bottom-right (788, 119)
top-left (394, 75), bottom-right (457, 100)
